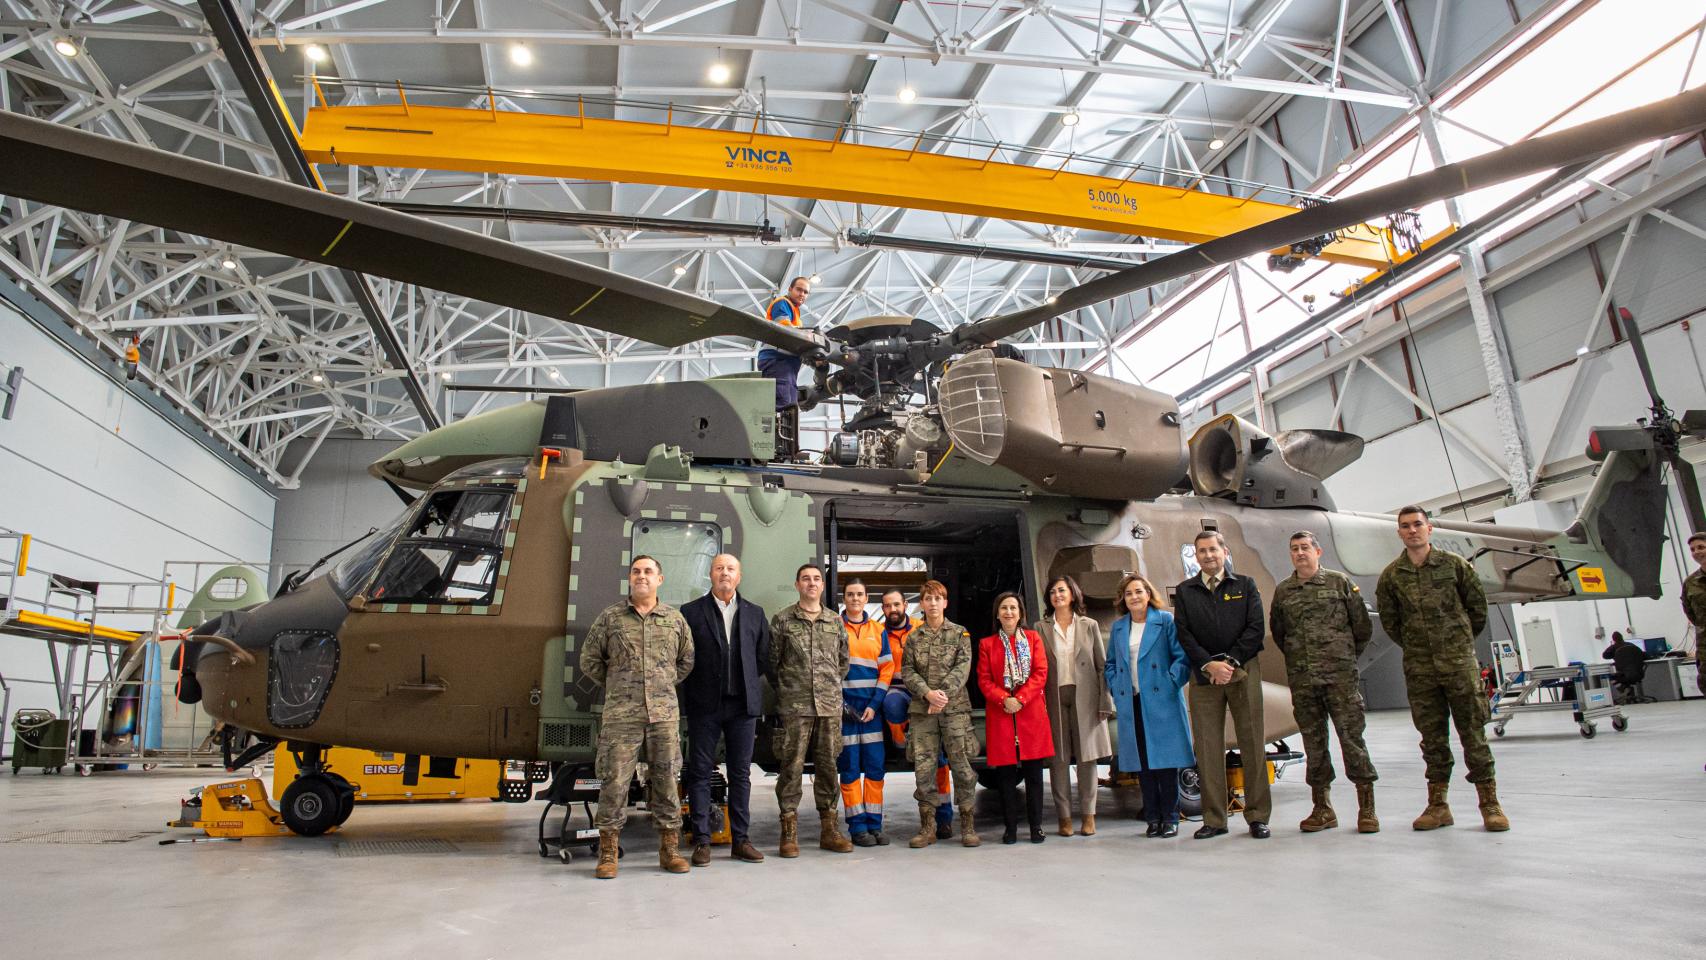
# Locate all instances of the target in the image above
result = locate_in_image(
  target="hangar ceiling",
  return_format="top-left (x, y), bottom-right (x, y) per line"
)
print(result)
top-left (0, 0), bottom-right (1657, 484)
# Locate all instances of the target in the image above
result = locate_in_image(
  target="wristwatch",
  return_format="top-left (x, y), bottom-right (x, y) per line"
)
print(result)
top-left (1201, 654), bottom-right (1241, 678)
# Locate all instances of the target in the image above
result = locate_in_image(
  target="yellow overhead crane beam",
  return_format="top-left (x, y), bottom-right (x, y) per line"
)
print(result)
top-left (296, 104), bottom-right (1403, 269)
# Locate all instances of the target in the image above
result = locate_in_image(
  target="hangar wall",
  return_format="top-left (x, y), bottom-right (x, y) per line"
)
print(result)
top-left (0, 288), bottom-right (276, 724)
top-left (269, 437), bottom-right (403, 590)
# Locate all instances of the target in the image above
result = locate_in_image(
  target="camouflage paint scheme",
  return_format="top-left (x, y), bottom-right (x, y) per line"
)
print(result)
top-left (187, 376), bottom-right (1664, 766)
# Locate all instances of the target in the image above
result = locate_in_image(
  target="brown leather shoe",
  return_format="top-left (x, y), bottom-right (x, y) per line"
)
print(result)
top-left (1058, 816), bottom-right (1074, 837)
top-left (730, 839), bottom-right (765, 862)
top-left (690, 842), bottom-right (711, 867)
top-left (1079, 814), bottom-right (1097, 836)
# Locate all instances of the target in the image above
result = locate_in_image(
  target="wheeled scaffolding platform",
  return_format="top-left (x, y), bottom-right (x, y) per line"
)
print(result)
top-left (1489, 663), bottom-right (1627, 739)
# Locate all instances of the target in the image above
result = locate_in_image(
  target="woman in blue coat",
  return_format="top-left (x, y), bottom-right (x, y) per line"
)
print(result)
top-left (1104, 573), bottom-right (1195, 838)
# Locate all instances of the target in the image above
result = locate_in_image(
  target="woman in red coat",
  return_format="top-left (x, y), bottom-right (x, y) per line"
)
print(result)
top-left (978, 591), bottom-right (1054, 844)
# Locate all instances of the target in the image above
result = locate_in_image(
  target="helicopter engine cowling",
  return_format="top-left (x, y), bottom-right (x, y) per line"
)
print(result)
top-left (1186, 414), bottom-right (1363, 510)
top-left (937, 350), bottom-right (1186, 501)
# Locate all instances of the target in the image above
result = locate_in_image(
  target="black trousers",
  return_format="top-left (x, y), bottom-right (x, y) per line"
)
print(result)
top-left (994, 759), bottom-right (1047, 831)
top-left (1127, 691), bottom-right (1180, 825)
top-left (685, 695), bottom-right (757, 845)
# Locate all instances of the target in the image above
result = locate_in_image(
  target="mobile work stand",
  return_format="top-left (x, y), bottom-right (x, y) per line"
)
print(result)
top-left (1490, 663), bottom-right (1627, 739)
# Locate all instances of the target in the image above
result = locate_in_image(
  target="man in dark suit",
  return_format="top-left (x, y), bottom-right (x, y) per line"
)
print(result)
top-left (680, 553), bottom-right (771, 865)
top-left (1174, 529), bottom-right (1272, 840)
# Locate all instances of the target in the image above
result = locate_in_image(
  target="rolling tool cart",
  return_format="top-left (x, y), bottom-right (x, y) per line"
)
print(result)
top-left (1490, 664), bottom-right (1627, 739)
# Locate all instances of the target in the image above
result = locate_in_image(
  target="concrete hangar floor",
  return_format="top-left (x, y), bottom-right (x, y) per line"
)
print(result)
top-left (0, 704), bottom-right (1698, 959)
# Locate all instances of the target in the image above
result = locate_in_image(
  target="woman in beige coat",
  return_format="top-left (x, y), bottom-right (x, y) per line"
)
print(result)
top-left (1038, 575), bottom-right (1116, 836)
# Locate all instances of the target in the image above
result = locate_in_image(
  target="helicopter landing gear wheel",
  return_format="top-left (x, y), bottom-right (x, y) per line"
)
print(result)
top-left (281, 774), bottom-right (342, 836)
top-left (321, 772), bottom-right (357, 826)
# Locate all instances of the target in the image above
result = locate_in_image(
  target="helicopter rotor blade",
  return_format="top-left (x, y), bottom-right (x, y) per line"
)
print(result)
top-left (1616, 306), bottom-right (1670, 416)
top-left (1614, 306), bottom-right (1706, 532)
top-left (0, 110), bottom-right (820, 357)
top-left (948, 83), bottom-right (1706, 351)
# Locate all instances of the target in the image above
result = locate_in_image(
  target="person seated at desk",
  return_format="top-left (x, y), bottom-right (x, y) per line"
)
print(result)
top-left (1602, 631), bottom-right (1649, 704)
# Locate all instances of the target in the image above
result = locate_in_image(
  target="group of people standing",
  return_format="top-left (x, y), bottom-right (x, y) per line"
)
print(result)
top-left (575, 504), bottom-right (1510, 879)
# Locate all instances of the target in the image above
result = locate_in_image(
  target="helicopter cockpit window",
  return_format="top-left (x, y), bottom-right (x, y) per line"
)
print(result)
top-left (327, 509), bottom-right (412, 600)
top-left (632, 520), bottom-right (721, 609)
top-left (366, 487), bottom-right (515, 606)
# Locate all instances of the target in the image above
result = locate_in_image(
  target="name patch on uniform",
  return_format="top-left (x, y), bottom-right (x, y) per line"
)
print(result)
top-left (1575, 567), bottom-right (1608, 593)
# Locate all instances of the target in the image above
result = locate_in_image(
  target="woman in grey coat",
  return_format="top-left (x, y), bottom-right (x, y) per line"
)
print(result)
top-left (1038, 575), bottom-right (1115, 836)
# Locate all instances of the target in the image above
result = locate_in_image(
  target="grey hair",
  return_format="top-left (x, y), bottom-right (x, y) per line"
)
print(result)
top-left (1289, 530), bottom-right (1321, 549)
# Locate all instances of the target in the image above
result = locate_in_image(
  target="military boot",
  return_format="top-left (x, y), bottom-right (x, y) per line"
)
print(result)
top-left (657, 828), bottom-right (690, 874)
top-left (909, 805), bottom-right (938, 849)
top-left (778, 812), bottom-right (800, 858)
top-left (593, 831), bottom-right (619, 880)
top-left (1412, 782), bottom-right (1453, 831)
top-left (1299, 785), bottom-right (1337, 833)
top-left (1356, 783), bottom-right (1380, 834)
top-left (819, 813), bottom-right (854, 853)
top-left (1475, 780), bottom-right (1510, 832)
top-left (958, 805), bottom-right (981, 847)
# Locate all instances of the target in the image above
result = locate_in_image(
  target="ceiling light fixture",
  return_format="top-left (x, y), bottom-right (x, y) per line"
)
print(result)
top-left (898, 58), bottom-right (916, 102)
top-left (304, 44), bottom-right (328, 64)
top-left (930, 284), bottom-right (943, 295)
top-left (673, 264), bottom-right (687, 276)
top-left (548, 368), bottom-right (561, 379)
top-left (53, 38), bottom-right (79, 58)
top-left (1336, 161), bottom-right (1353, 174)
top-left (809, 272), bottom-right (821, 284)
top-left (509, 43), bottom-right (533, 67)
top-left (440, 371), bottom-right (453, 381)
top-left (708, 50), bottom-right (731, 84)
top-left (220, 256), bottom-right (237, 270)
top-left (1208, 136), bottom-right (1225, 150)
top-left (311, 373), bottom-right (324, 383)
top-left (1061, 110), bottom-right (1080, 128)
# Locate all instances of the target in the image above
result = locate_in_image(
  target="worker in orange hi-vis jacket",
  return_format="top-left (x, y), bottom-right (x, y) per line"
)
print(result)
top-left (838, 578), bottom-right (894, 846)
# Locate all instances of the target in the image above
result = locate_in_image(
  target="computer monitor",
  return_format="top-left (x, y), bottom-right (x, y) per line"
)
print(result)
top-left (1640, 637), bottom-right (1669, 656)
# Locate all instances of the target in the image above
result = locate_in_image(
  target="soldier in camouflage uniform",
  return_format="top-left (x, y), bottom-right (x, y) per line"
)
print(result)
top-left (1682, 533), bottom-right (1706, 700)
top-left (1374, 506), bottom-right (1508, 833)
top-left (899, 579), bottom-right (981, 849)
top-left (1270, 531), bottom-right (1379, 834)
top-left (579, 555), bottom-right (696, 879)
top-left (767, 563), bottom-right (854, 856)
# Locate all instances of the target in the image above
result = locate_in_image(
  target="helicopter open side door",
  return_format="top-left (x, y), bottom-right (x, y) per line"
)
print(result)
top-left (539, 449), bottom-right (819, 764)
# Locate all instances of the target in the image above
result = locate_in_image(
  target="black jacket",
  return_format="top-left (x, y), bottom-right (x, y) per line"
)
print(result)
top-left (679, 592), bottom-right (771, 718)
top-left (1173, 572), bottom-right (1265, 685)
top-left (1603, 640), bottom-right (1646, 682)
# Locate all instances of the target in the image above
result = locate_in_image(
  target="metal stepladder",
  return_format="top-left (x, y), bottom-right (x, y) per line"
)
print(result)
top-left (1489, 664), bottom-right (1627, 739)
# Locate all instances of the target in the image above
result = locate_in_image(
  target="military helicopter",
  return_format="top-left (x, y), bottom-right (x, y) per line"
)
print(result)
top-left (2, 85), bottom-right (1703, 838)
